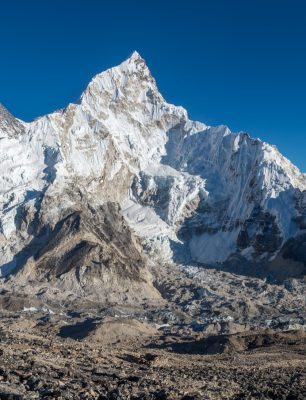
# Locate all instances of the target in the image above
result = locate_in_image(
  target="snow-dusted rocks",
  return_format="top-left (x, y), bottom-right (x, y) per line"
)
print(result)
top-left (0, 51), bottom-right (306, 285)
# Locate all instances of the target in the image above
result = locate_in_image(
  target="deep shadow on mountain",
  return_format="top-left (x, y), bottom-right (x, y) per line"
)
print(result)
top-left (169, 234), bottom-right (306, 282)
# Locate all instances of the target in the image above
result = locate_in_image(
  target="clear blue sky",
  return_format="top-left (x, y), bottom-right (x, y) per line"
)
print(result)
top-left (0, 0), bottom-right (305, 171)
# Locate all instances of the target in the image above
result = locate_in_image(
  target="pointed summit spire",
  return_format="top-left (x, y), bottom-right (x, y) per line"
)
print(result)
top-left (125, 50), bottom-right (145, 66)
top-left (130, 50), bottom-right (142, 60)
top-left (80, 50), bottom-right (167, 112)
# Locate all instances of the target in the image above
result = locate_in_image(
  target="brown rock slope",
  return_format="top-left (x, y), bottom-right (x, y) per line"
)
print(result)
top-left (6, 201), bottom-right (160, 304)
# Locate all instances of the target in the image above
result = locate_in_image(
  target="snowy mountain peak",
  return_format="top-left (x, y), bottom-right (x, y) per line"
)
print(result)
top-left (0, 103), bottom-right (25, 138)
top-left (121, 50), bottom-right (147, 70)
top-left (79, 50), bottom-right (162, 115)
top-left (129, 50), bottom-right (144, 61)
top-left (0, 103), bottom-right (14, 121)
top-left (0, 53), bottom-right (306, 282)
top-left (85, 51), bottom-right (151, 90)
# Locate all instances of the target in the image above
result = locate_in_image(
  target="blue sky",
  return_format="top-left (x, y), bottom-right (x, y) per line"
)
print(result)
top-left (0, 0), bottom-right (305, 171)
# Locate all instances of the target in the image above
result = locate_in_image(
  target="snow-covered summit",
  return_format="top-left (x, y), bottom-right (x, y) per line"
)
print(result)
top-left (0, 52), bottom-right (305, 280)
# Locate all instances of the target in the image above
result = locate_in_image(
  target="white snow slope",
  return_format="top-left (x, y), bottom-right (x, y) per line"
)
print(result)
top-left (1, 51), bottom-right (306, 277)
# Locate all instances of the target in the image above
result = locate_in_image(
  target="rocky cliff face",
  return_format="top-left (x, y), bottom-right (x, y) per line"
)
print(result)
top-left (0, 51), bottom-right (306, 290)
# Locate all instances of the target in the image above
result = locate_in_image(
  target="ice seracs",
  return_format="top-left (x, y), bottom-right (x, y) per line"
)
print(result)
top-left (0, 51), bottom-right (306, 282)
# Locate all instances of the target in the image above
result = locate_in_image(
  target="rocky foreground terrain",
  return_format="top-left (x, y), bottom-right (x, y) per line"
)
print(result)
top-left (1, 263), bottom-right (306, 399)
top-left (1, 315), bottom-right (306, 400)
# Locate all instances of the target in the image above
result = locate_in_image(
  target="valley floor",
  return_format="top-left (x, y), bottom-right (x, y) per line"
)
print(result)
top-left (0, 315), bottom-right (306, 399)
top-left (1, 263), bottom-right (306, 399)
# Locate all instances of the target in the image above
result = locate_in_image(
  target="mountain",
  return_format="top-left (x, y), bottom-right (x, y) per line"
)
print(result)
top-left (0, 51), bottom-right (306, 296)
